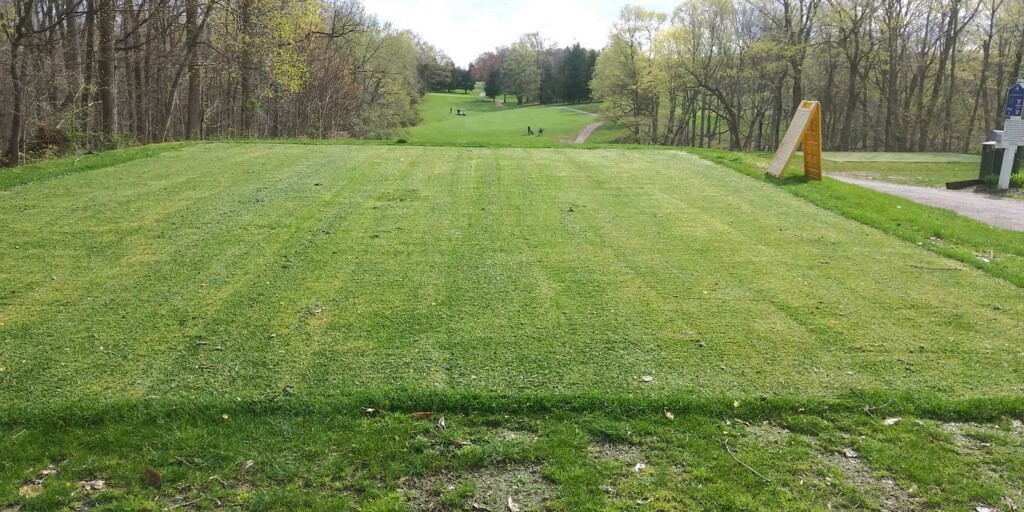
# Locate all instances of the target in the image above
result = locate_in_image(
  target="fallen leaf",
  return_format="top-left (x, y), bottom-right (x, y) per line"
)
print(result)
top-left (507, 496), bottom-right (521, 512)
top-left (664, 410), bottom-right (675, 420)
top-left (843, 449), bottom-right (859, 459)
top-left (454, 439), bottom-right (473, 447)
top-left (976, 507), bottom-right (995, 512)
top-left (412, 412), bottom-right (433, 419)
top-left (221, 413), bottom-right (229, 420)
top-left (883, 417), bottom-right (901, 426)
top-left (641, 375), bottom-right (653, 382)
top-left (733, 400), bottom-right (740, 408)
top-left (0, 505), bottom-right (22, 512)
top-left (144, 468), bottom-right (163, 489)
top-left (633, 461), bottom-right (647, 472)
top-left (80, 480), bottom-right (106, 491)
top-left (237, 460), bottom-right (254, 476)
top-left (18, 484), bottom-right (42, 498)
top-left (361, 407), bottom-right (377, 415)
top-left (471, 502), bottom-right (491, 511)
top-left (437, 415), bottom-right (447, 430)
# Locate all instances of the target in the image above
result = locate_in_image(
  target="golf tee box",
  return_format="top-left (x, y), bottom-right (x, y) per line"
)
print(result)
top-left (767, 100), bottom-right (823, 180)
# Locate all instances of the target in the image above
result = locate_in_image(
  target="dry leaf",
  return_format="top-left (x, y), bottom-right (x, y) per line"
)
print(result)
top-left (733, 400), bottom-right (740, 408)
top-left (507, 496), bottom-right (521, 512)
top-left (1, 505), bottom-right (22, 512)
top-left (238, 460), bottom-right (254, 476)
top-left (144, 468), bottom-right (163, 488)
top-left (843, 449), bottom-right (859, 459)
top-left (362, 407), bottom-right (377, 415)
top-left (640, 375), bottom-right (653, 382)
top-left (454, 439), bottom-right (473, 447)
top-left (437, 415), bottom-right (447, 430)
top-left (471, 502), bottom-right (491, 511)
top-left (883, 417), bottom-right (901, 426)
top-left (80, 480), bottom-right (106, 491)
top-left (664, 410), bottom-right (675, 420)
top-left (18, 484), bottom-right (42, 498)
top-left (633, 461), bottom-right (647, 472)
top-left (412, 412), bottom-right (433, 419)
top-left (975, 507), bottom-right (995, 512)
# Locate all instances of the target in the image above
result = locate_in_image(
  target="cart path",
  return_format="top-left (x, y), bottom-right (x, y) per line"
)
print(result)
top-left (833, 175), bottom-right (1024, 231)
top-left (573, 122), bottom-right (605, 144)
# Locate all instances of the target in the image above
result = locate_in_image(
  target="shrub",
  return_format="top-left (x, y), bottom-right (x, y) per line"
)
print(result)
top-left (1011, 173), bottom-right (1024, 189)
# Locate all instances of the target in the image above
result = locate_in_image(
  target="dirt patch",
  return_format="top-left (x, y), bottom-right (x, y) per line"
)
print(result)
top-left (940, 422), bottom-right (996, 454)
top-left (400, 464), bottom-right (554, 511)
top-left (587, 442), bottom-right (645, 467)
top-left (744, 422), bottom-right (792, 445)
top-left (826, 453), bottom-right (920, 511)
top-left (495, 429), bottom-right (538, 443)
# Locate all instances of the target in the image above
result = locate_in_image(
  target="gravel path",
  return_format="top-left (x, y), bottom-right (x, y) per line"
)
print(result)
top-left (573, 122), bottom-right (605, 144)
top-left (833, 175), bottom-right (1024, 231)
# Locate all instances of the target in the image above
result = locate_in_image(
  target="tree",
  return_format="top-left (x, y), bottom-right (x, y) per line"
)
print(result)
top-left (484, 68), bottom-right (502, 99)
top-left (453, 67), bottom-right (475, 93)
top-left (504, 32), bottom-right (543, 104)
top-left (591, 6), bottom-right (666, 143)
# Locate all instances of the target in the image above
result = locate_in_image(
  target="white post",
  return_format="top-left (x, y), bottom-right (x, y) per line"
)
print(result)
top-left (998, 145), bottom-right (1017, 190)
top-left (998, 78), bottom-right (1024, 190)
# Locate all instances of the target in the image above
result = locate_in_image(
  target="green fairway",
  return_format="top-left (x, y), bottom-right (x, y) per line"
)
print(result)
top-left (2, 142), bottom-right (1022, 410)
top-left (403, 93), bottom-right (598, 146)
top-left (415, 92), bottom-right (508, 125)
top-left (3, 143), bottom-right (1024, 510)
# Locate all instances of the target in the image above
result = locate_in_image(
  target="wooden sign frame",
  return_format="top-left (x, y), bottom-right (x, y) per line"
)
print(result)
top-left (767, 100), bottom-right (822, 180)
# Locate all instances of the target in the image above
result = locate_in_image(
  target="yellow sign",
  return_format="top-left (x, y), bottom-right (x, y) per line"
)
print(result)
top-left (767, 100), bottom-right (822, 180)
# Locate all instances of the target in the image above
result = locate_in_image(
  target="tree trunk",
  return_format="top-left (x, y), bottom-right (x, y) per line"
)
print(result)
top-left (97, 0), bottom-right (117, 143)
top-left (185, 0), bottom-right (202, 139)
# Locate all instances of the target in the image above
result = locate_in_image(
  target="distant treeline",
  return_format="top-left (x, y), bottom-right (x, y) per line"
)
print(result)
top-left (470, 36), bottom-right (599, 105)
top-left (0, 0), bottom-right (436, 166)
top-left (593, 0), bottom-right (1024, 151)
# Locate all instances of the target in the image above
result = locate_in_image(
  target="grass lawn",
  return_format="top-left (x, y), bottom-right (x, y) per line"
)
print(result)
top-left (403, 94), bottom-right (597, 146)
top-left (415, 92), bottom-right (505, 125)
top-left (3, 142), bottom-right (1024, 509)
top-left (822, 151), bottom-right (980, 163)
top-left (824, 160), bottom-right (978, 187)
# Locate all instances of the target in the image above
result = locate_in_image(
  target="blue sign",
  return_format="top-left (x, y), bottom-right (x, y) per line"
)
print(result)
top-left (1006, 82), bottom-right (1024, 118)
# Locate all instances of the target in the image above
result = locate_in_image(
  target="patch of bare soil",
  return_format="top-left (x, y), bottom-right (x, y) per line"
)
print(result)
top-left (825, 452), bottom-right (921, 511)
top-left (587, 442), bottom-right (645, 467)
top-left (400, 464), bottom-right (554, 512)
top-left (744, 422), bottom-right (792, 445)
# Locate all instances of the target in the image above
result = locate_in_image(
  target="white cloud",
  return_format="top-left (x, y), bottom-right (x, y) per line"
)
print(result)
top-left (363, 0), bottom-right (680, 66)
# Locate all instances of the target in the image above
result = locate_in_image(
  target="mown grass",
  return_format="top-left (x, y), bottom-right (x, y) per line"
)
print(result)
top-left (686, 147), bottom-right (1024, 288)
top-left (402, 94), bottom-right (598, 146)
top-left (823, 151), bottom-right (980, 163)
top-left (3, 139), bottom-right (1024, 509)
top-left (0, 142), bottom-right (190, 190)
top-left (825, 159), bottom-right (978, 187)
top-left (6, 400), bottom-right (1024, 510)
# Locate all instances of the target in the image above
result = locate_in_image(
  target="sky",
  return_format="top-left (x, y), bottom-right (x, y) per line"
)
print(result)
top-left (364, 0), bottom-right (680, 67)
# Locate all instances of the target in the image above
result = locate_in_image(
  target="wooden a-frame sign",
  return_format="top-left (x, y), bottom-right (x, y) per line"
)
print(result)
top-left (767, 100), bottom-right (822, 180)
